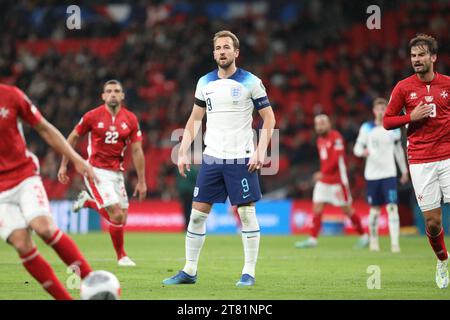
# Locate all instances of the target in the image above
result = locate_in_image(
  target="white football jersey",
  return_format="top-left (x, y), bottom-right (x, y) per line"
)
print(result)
top-left (354, 121), bottom-right (407, 180)
top-left (194, 68), bottom-right (270, 159)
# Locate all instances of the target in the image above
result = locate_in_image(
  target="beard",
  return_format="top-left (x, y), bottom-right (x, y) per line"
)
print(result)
top-left (413, 63), bottom-right (430, 74)
top-left (107, 100), bottom-right (119, 110)
top-left (217, 58), bottom-right (233, 70)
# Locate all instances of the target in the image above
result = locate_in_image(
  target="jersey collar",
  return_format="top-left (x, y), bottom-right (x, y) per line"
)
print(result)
top-left (216, 67), bottom-right (240, 80)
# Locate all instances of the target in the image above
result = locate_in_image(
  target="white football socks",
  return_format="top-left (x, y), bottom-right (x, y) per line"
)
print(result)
top-left (238, 206), bottom-right (260, 278)
top-left (368, 207), bottom-right (381, 245)
top-left (183, 209), bottom-right (208, 276)
top-left (386, 204), bottom-right (400, 249)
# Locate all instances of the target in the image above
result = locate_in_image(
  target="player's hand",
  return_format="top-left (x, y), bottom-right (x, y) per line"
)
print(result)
top-left (57, 166), bottom-right (70, 184)
top-left (362, 149), bottom-right (369, 158)
top-left (177, 152), bottom-right (191, 178)
top-left (312, 171), bottom-right (322, 182)
top-left (410, 101), bottom-right (433, 121)
top-left (247, 151), bottom-right (264, 173)
top-left (73, 159), bottom-right (98, 183)
top-left (133, 181), bottom-right (147, 201)
top-left (400, 172), bottom-right (409, 185)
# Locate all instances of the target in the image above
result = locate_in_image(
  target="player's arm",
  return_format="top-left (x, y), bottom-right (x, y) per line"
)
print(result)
top-left (34, 118), bottom-right (96, 182)
top-left (131, 141), bottom-right (147, 201)
top-left (383, 84), bottom-right (433, 129)
top-left (178, 105), bottom-right (206, 177)
top-left (393, 139), bottom-right (409, 184)
top-left (57, 129), bottom-right (81, 184)
top-left (353, 125), bottom-right (369, 158)
top-left (248, 106), bottom-right (276, 173)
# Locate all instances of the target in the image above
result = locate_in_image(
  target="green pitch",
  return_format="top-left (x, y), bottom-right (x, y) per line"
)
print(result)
top-left (0, 233), bottom-right (449, 300)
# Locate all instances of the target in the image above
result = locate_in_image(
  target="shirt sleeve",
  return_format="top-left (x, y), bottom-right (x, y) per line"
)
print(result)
top-left (194, 77), bottom-right (206, 108)
top-left (383, 83), bottom-right (411, 129)
top-left (130, 115), bottom-right (143, 143)
top-left (353, 124), bottom-right (368, 157)
top-left (75, 112), bottom-right (92, 136)
top-left (251, 78), bottom-right (271, 110)
top-left (13, 87), bottom-right (42, 127)
top-left (333, 134), bottom-right (345, 156)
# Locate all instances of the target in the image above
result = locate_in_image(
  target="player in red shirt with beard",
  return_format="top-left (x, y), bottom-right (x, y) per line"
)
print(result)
top-left (296, 115), bottom-right (369, 249)
top-left (384, 34), bottom-right (450, 288)
top-left (0, 84), bottom-right (96, 300)
top-left (58, 80), bottom-right (147, 267)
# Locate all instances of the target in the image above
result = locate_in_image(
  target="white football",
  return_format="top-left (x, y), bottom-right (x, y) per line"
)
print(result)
top-left (80, 270), bottom-right (121, 300)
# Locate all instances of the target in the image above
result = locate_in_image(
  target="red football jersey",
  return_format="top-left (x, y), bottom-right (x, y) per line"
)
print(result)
top-left (75, 104), bottom-right (142, 171)
top-left (316, 130), bottom-right (349, 185)
top-left (384, 72), bottom-right (450, 164)
top-left (0, 85), bottom-right (42, 192)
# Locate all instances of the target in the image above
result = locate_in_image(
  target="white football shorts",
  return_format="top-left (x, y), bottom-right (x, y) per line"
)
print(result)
top-left (409, 158), bottom-right (450, 212)
top-left (0, 176), bottom-right (52, 241)
top-left (312, 181), bottom-right (352, 207)
top-left (84, 167), bottom-right (129, 209)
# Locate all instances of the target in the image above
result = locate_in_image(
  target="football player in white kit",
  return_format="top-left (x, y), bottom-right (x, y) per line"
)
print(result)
top-left (354, 98), bottom-right (409, 252)
top-left (163, 30), bottom-right (276, 287)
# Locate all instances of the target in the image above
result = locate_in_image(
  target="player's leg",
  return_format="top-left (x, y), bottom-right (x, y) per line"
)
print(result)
top-left (410, 161), bottom-right (448, 288)
top-left (29, 216), bottom-right (92, 279)
top-left (296, 181), bottom-right (327, 248)
top-left (19, 176), bottom-right (92, 278)
top-left (383, 177), bottom-right (401, 253)
top-left (182, 201), bottom-right (211, 274)
top-left (163, 155), bottom-right (226, 285)
top-left (224, 157), bottom-right (262, 286)
top-left (295, 202), bottom-right (324, 248)
top-left (341, 204), bottom-right (368, 248)
top-left (368, 206), bottom-right (381, 251)
top-left (235, 202), bottom-right (259, 286)
top-left (84, 169), bottom-right (130, 263)
top-left (0, 201), bottom-right (72, 300)
top-left (103, 204), bottom-right (130, 264)
top-left (111, 176), bottom-right (135, 266)
top-left (163, 201), bottom-right (212, 285)
top-left (82, 171), bottom-right (112, 222)
top-left (74, 189), bottom-right (111, 222)
top-left (366, 179), bottom-right (382, 251)
top-left (337, 182), bottom-right (367, 244)
top-left (7, 229), bottom-right (73, 300)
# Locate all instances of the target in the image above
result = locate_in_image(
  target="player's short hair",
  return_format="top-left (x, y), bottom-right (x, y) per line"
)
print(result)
top-left (213, 30), bottom-right (240, 50)
top-left (103, 79), bottom-right (123, 91)
top-left (373, 97), bottom-right (388, 107)
top-left (409, 33), bottom-right (438, 55)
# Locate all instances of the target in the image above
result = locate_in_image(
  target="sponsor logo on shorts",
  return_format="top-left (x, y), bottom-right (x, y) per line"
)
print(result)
top-left (193, 187), bottom-right (199, 197)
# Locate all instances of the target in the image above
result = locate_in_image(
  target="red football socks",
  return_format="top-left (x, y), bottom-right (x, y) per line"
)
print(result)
top-left (427, 228), bottom-right (449, 261)
top-left (109, 223), bottom-right (127, 260)
top-left (84, 199), bottom-right (111, 222)
top-left (21, 247), bottom-right (72, 300)
top-left (311, 214), bottom-right (322, 238)
top-left (350, 214), bottom-right (365, 235)
top-left (45, 230), bottom-right (92, 279)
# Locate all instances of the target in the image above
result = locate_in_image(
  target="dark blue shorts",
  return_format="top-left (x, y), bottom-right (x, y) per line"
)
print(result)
top-left (193, 155), bottom-right (262, 206)
top-left (366, 177), bottom-right (398, 206)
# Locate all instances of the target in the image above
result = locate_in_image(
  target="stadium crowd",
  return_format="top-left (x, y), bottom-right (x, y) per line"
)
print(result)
top-left (0, 0), bottom-right (449, 201)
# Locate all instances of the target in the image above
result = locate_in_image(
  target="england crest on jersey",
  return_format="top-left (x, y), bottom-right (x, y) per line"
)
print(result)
top-left (230, 86), bottom-right (242, 99)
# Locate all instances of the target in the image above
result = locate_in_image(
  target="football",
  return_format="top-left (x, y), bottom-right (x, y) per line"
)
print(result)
top-left (80, 270), bottom-right (121, 300)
